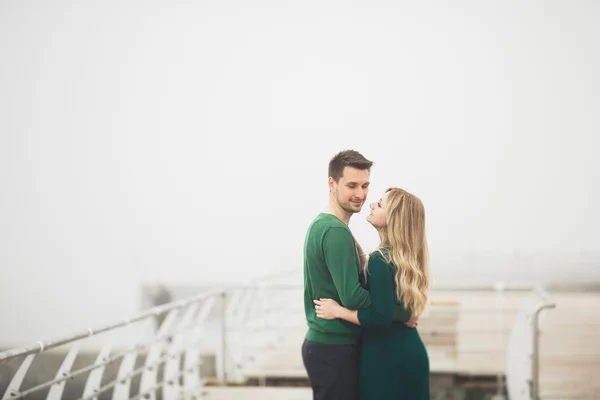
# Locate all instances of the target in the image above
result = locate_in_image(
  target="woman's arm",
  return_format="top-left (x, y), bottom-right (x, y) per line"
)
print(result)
top-left (314, 298), bottom-right (361, 325)
top-left (314, 254), bottom-right (395, 329)
top-left (355, 254), bottom-right (395, 329)
top-left (356, 245), bottom-right (411, 324)
top-left (314, 298), bottom-right (419, 328)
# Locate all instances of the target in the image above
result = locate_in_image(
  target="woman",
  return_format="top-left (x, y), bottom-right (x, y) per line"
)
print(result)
top-left (314, 187), bottom-right (431, 399)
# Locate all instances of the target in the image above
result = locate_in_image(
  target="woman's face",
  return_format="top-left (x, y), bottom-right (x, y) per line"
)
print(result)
top-left (367, 192), bottom-right (389, 229)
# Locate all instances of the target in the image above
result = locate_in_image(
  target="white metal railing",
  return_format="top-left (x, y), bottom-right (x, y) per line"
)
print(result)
top-left (0, 282), bottom-right (303, 399)
top-left (505, 287), bottom-right (556, 400)
top-left (219, 283), bottom-right (304, 382)
top-left (0, 289), bottom-right (227, 400)
top-left (0, 282), bottom-right (557, 400)
top-left (421, 284), bottom-right (556, 400)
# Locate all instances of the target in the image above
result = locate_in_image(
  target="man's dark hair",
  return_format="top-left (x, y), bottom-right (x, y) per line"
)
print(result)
top-left (328, 150), bottom-right (373, 182)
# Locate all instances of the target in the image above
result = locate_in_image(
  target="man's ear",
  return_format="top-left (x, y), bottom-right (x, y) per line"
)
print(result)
top-left (328, 177), bottom-right (336, 193)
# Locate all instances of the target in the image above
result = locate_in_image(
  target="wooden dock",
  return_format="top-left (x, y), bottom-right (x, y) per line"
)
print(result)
top-left (203, 387), bottom-right (311, 400)
top-left (235, 290), bottom-right (600, 399)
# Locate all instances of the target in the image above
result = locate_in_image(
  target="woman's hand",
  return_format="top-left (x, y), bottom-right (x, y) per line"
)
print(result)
top-left (313, 298), bottom-right (341, 320)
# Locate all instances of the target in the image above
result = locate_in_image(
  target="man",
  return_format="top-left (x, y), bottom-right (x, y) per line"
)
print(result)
top-left (302, 150), bottom-right (417, 400)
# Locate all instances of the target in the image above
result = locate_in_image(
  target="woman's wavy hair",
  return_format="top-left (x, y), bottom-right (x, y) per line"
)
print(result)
top-left (373, 187), bottom-right (430, 316)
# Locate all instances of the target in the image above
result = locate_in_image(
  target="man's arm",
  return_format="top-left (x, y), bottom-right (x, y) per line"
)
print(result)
top-left (392, 302), bottom-right (412, 322)
top-left (323, 228), bottom-right (371, 310)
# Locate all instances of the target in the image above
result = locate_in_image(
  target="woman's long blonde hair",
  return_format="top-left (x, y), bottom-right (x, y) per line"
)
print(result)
top-left (373, 188), bottom-right (430, 316)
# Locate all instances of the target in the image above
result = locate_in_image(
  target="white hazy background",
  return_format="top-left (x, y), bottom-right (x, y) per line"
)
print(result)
top-left (1, 0), bottom-right (599, 345)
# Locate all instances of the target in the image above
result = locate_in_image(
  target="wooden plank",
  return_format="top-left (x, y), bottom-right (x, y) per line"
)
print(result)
top-left (203, 387), bottom-right (311, 400)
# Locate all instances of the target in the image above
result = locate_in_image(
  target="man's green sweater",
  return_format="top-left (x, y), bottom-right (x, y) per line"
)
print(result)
top-left (303, 213), bottom-right (411, 344)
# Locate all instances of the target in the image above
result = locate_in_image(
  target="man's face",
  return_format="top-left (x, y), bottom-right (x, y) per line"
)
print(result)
top-left (329, 166), bottom-right (370, 214)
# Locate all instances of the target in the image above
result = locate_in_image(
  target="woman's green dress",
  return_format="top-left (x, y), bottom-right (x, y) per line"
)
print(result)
top-left (357, 251), bottom-right (430, 399)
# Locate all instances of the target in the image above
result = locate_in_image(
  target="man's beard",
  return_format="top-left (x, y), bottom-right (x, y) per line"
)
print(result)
top-left (341, 205), bottom-right (358, 214)
top-left (339, 198), bottom-right (363, 214)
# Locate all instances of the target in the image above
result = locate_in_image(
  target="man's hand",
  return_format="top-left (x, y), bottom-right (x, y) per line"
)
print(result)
top-left (405, 314), bottom-right (419, 328)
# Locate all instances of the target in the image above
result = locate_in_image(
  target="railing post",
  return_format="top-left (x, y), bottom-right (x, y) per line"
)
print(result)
top-left (492, 281), bottom-right (507, 400)
top-left (219, 291), bottom-right (228, 385)
top-left (531, 303), bottom-right (555, 400)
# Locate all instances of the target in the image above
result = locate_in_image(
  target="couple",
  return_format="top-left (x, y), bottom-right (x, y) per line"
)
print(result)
top-left (302, 150), bottom-right (431, 400)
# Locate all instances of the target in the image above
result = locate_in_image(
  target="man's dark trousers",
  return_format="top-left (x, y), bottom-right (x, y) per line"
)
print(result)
top-left (301, 339), bottom-right (359, 400)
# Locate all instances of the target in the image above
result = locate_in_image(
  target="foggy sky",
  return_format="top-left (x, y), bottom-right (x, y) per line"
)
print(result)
top-left (1, 0), bottom-right (598, 344)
